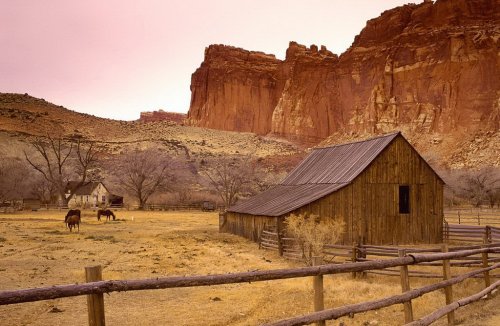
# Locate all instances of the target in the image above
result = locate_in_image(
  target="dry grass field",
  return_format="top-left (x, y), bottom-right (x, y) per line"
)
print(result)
top-left (0, 210), bottom-right (498, 326)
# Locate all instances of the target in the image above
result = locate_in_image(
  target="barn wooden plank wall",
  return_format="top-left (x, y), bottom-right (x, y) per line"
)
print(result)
top-left (225, 135), bottom-right (444, 245)
top-left (222, 213), bottom-right (272, 242)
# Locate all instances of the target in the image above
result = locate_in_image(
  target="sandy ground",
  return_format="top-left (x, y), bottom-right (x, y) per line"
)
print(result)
top-left (0, 210), bottom-right (498, 326)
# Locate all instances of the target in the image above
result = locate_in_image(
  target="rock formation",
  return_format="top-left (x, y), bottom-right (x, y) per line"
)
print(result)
top-left (188, 45), bottom-right (282, 135)
top-left (187, 0), bottom-right (499, 143)
top-left (139, 110), bottom-right (186, 124)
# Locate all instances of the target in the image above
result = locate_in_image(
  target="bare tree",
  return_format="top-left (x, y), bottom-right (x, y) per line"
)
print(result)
top-left (0, 156), bottom-right (31, 204)
top-left (30, 175), bottom-right (57, 204)
top-left (109, 149), bottom-right (173, 209)
top-left (24, 135), bottom-right (100, 206)
top-left (200, 156), bottom-right (258, 208)
top-left (459, 167), bottom-right (500, 207)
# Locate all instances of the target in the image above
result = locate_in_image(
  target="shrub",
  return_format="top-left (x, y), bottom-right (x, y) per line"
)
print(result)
top-left (285, 213), bottom-right (345, 265)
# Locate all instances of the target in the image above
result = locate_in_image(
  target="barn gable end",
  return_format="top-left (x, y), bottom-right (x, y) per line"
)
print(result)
top-left (225, 132), bottom-right (444, 245)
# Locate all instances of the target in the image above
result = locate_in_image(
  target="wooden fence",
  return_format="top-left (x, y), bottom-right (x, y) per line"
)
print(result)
top-left (260, 224), bottom-right (500, 279)
top-left (1, 246), bottom-right (499, 325)
top-left (444, 223), bottom-right (500, 243)
top-left (444, 208), bottom-right (500, 226)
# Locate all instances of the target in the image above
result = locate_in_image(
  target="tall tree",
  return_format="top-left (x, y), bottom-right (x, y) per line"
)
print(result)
top-left (109, 149), bottom-right (173, 209)
top-left (24, 135), bottom-right (99, 205)
top-left (459, 167), bottom-right (500, 207)
top-left (201, 156), bottom-right (258, 208)
top-left (0, 156), bottom-right (31, 204)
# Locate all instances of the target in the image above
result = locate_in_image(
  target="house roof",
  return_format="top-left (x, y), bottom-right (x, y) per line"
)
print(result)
top-left (228, 132), bottom-right (417, 217)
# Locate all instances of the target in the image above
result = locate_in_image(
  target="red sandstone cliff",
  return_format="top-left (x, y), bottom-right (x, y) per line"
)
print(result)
top-left (187, 0), bottom-right (499, 143)
top-left (188, 45), bottom-right (281, 135)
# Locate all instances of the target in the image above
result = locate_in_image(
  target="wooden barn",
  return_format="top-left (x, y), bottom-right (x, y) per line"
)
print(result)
top-left (225, 132), bottom-right (444, 245)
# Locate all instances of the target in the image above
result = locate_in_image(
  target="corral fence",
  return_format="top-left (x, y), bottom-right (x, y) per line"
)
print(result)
top-left (444, 223), bottom-right (500, 243)
top-left (444, 207), bottom-right (500, 226)
top-left (260, 224), bottom-right (500, 280)
top-left (5, 203), bottom-right (224, 212)
top-left (1, 245), bottom-right (499, 326)
top-left (141, 203), bottom-right (224, 212)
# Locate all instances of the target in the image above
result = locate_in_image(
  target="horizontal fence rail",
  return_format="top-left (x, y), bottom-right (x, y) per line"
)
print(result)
top-left (1, 247), bottom-right (499, 306)
top-left (406, 280), bottom-right (500, 326)
top-left (264, 263), bottom-right (500, 326)
top-left (444, 208), bottom-right (500, 226)
top-left (1, 245), bottom-right (499, 326)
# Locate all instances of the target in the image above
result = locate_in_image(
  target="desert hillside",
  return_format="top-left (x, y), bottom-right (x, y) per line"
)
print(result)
top-left (0, 93), bottom-right (301, 167)
top-left (186, 0), bottom-right (499, 168)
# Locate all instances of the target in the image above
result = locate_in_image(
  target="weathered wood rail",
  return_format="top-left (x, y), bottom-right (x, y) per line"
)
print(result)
top-left (1, 246), bottom-right (499, 326)
top-left (444, 223), bottom-right (500, 243)
top-left (259, 224), bottom-right (500, 280)
top-left (444, 208), bottom-right (500, 226)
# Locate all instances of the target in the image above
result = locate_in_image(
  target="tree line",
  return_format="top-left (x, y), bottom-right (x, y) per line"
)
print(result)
top-left (0, 135), bottom-right (284, 210)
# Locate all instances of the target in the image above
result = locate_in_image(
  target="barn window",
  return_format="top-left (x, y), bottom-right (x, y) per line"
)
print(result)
top-left (399, 185), bottom-right (410, 214)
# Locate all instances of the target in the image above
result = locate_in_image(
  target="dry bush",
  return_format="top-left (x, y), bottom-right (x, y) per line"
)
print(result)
top-left (285, 213), bottom-right (345, 265)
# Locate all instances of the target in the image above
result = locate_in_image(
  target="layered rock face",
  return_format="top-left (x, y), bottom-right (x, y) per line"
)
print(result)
top-left (187, 0), bottom-right (499, 142)
top-left (188, 45), bottom-right (281, 135)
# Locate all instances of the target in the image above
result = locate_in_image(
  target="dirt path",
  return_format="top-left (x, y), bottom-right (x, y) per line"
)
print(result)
top-left (0, 210), bottom-right (498, 325)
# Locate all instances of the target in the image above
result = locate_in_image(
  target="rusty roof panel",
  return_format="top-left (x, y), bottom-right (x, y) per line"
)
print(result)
top-left (282, 132), bottom-right (399, 185)
top-left (228, 183), bottom-right (348, 217)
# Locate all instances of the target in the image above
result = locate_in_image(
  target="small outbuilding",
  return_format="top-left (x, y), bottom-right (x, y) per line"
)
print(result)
top-left (225, 132), bottom-right (444, 245)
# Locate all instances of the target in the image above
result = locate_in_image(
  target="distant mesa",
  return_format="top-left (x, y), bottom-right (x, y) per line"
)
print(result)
top-left (139, 110), bottom-right (187, 124)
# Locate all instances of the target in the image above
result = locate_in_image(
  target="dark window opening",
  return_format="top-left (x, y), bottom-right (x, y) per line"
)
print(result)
top-left (399, 185), bottom-right (410, 214)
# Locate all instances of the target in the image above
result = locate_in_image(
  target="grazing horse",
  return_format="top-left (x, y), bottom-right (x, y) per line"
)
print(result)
top-left (66, 215), bottom-right (81, 232)
top-left (64, 209), bottom-right (81, 223)
top-left (97, 209), bottom-right (115, 221)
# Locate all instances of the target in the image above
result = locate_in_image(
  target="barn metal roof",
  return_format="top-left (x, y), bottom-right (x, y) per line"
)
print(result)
top-left (281, 132), bottom-right (399, 185)
top-left (228, 132), bottom-right (400, 216)
top-left (228, 183), bottom-right (348, 216)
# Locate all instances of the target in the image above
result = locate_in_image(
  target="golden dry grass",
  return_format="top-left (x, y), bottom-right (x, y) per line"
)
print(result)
top-left (0, 210), bottom-right (498, 326)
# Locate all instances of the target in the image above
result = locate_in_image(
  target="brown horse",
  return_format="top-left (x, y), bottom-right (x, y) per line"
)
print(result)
top-left (97, 209), bottom-right (115, 221)
top-left (66, 215), bottom-right (81, 232)
top-left (64, 209), bottom-right (81, 223)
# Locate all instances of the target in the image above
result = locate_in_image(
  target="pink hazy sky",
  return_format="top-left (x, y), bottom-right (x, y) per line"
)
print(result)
top-left (1, 0), bottom-right (416, 121)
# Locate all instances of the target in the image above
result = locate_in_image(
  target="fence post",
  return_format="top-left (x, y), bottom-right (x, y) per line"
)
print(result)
top-left (398, 249), bottom-right (413, 323)
top-left (458, 211), bottom-right (460, 224)
top-left (477, 211), bottom-right (480, 225)
top-left (444, 221), bottom-right (449, 243)
top-left (358, 240), bottom-right (367, 278)
top-left (85, 265), bottom-right (106, 326)
top-left (351, 244), bottom-right (357, 279)
top-left (441, 244), bottom-right (455, 325)
top-left (482, 235), bottom-right (491, 295)
top-left (276, 217), bottom-right (284, 256)
top-left (485, 226), bottom-right (492, 244)
top-left (312, 256), bottom-right (325, 326)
